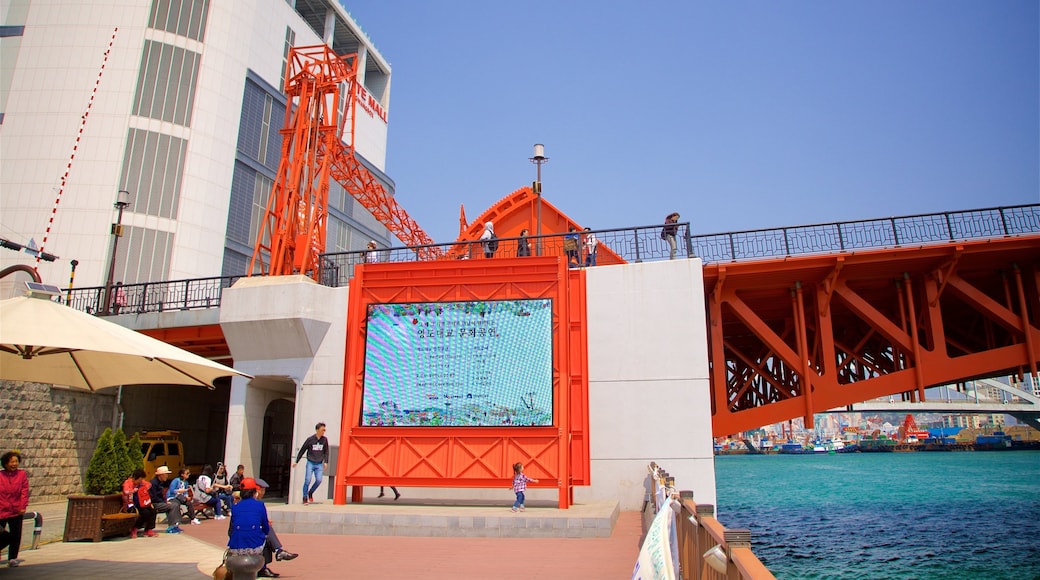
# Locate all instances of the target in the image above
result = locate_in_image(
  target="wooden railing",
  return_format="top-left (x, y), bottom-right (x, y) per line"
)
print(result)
top-left (645, 462), bottom-right (775, 580)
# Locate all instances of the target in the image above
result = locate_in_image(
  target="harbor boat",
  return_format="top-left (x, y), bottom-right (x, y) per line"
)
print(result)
top-left (859, 436), bottom-right (896, 452)
top-left (779, 440), bottom-right (812, 454)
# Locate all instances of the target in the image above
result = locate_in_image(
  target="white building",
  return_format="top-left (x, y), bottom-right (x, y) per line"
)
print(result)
top-left (1, 0), bottom-right (395, 292)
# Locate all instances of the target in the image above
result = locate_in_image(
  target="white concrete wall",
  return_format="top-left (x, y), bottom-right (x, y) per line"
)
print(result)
top-left (575, 258), bottom-right (716, 510)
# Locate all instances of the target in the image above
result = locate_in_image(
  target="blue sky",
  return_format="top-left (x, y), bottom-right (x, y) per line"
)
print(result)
top-left (343, 1), bottom-right (1038, 244)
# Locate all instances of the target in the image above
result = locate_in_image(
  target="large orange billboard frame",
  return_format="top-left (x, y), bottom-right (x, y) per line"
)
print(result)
top-left (333, 256), bottom-right (589, 507)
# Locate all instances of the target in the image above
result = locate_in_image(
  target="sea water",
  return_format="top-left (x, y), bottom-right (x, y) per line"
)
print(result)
top-left (714, 451), bottom-right (1040, 580)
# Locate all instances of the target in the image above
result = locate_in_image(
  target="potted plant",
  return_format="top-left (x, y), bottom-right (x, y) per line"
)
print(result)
top-left (63, 428), bottom-right (142, 542)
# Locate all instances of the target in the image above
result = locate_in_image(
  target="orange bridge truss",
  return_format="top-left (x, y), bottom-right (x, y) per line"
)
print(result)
top-left (707, 234), bottom-right (1040, 437)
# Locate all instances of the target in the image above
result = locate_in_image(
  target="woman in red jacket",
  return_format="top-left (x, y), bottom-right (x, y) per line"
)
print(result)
top-left (0, 450), bottom-right (29, 567)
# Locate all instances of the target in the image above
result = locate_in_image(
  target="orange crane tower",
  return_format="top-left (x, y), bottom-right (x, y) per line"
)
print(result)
top-left (248, 45), bottom-right (439, 280)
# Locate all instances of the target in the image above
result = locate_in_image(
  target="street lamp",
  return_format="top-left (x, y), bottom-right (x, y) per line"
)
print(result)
top-left (103, 190), bottom-right (131, 314)
top-left (529, 144), bottom-right (548, 256)
top-left (67, 259), bottom-right (79, 305)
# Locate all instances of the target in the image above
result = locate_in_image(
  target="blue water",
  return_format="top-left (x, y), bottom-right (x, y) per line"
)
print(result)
top-left (715, 451), bottom-right (1040, 580)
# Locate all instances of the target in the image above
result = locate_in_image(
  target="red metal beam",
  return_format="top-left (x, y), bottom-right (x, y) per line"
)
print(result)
top-left (706, 235), bottom-right (1040, 437)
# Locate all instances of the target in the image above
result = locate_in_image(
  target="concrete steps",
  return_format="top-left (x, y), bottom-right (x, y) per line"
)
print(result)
top-left (266, 499), bottom-right (620, 538)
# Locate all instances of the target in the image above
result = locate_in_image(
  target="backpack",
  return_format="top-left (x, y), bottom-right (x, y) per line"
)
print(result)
top-left (194, 475), bottom-right (213, 503)
top-left (487, 237), bottom-right (499, 253)
top-left (660, 228), bottom-right (669, 240)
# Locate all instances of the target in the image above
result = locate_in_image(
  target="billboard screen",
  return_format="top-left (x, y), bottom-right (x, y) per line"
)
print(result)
top-left (361, 299), bottom-right (554, 427)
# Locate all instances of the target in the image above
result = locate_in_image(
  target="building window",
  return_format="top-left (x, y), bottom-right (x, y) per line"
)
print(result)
top-left (114, 225), bottom-right (174, 285)
top-left (119, 128), bottom-right (188, 220)
top-left (281, 27), bottom-right (295, 93)
top-left (148, 0), bottom-right (210, 43)
top-left (258, 94), bottom-right (273, 163)
top-left (132, 40), bottom-right (201, 126)
top-left (250, 173), bottom-right (273, 250)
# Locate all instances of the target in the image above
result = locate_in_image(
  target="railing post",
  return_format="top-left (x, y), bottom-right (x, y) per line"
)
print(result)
top-left (724, 529), bottom-right (751, 580)
top-left (634, 230), bottom-right (642, 263)
top-left (890, 218), bottom-right (900, 247)
top-left (685, 224), bottom-right (695, 258)
top-left (183, 279), bottom-right (191, 310)
top-left (137, 283), bottom-right (148, 314)
top-left (728, 233), bottom-right (736, 261)
top-left (837, 223), bottom-right (845, 251)
top-left (945, 212), bottom-right (955, 240)
top-left (999, 207), bottom-right (1008, 236)
top-left (782, 228), bottom-right (791, 256)
top-left (696, 504), bottom-right (715, 580)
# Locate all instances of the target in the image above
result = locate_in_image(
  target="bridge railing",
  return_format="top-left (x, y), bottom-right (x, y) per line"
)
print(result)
top-left (318, 223), bottom-right (694, 287)
top-left (66, 275), bottom-right (243, 315)
top-left (644, 462), bottom-right (774, 580)
top-left (690, 203), bottom-right (1039, 263)
top-left (59, 204), bottom-right (1038, 315)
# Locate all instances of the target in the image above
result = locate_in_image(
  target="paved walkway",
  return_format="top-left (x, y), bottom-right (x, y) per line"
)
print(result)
top-left (3, 501), bottom-right (642, 579)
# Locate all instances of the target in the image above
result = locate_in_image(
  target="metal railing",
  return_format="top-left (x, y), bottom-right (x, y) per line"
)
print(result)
top-left (646, 462), bottom-right (774, 580)
top-left (689, 203), bottom-right (1039, 263)
top-left (57, 204), bottom-right (1038, 316)
top-left (319, 223), bottom-right (694, 287)
top-left (66, 275), bottom-right (243, 315)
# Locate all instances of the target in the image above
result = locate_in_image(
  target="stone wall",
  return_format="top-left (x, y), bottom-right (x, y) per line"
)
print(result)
top-left (0, 381), bottom-right (116, 503)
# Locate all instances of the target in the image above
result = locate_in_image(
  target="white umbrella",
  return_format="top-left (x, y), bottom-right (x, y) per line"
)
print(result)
top-left (0, 290), bottom-right (250, 391)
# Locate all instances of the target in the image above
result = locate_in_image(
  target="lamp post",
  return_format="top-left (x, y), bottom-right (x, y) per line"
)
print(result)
top-left (67, 259), bottom-right (79, 305)
top-left (103, 190), bottom-right (131, 315)
top-left (529, 144), bottom-right (548, 256)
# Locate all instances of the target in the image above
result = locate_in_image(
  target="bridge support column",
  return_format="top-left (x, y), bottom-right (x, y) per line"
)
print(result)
top-left (219, 275), bottom-right (348, 502)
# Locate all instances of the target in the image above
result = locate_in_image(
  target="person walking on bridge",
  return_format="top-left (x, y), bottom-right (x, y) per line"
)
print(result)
top-left (662, 212), bottom-right (680, 260)
top-left (293, 422), bottom-right (329, 505)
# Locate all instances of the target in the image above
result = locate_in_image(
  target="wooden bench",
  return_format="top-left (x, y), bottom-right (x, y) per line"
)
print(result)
top-left (99, 512), bottom-right (138, 537)
top-left (63, 494), bottom-right (137, 542)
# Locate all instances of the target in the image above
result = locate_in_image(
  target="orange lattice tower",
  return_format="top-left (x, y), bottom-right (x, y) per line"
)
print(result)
top-left (249, 44), bottom-right (438, 280)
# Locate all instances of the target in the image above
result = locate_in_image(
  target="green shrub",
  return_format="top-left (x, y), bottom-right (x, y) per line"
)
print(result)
top-left (112, 429), bottom-right (132, 482)
top-left (127, 432), bottom-right (144, 474)
top-left (83, 428), bottom-right (142, 495)
top-left (84, 428), bottom-right (120, 495)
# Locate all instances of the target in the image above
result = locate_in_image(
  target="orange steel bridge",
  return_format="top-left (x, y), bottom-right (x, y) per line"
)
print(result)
top-left (706, 233), bottom-right (1040, 437)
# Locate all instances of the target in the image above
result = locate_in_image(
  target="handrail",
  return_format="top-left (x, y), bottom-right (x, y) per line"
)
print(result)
top-left (645, 462), bottom-right (775, 580)
top-left (56, 203), bottom-right (1038, 316)
top-left (317, 222), bottom-right (694, 287)
top-left (320, 203), bottom-right (1039, 287)
top-left (689, 203), bottom-right (1038, 263)
top-left (64, 275), bottom-right (243, 316)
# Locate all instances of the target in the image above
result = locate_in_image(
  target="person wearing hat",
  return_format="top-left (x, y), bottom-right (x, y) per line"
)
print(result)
top-left (147, 466), bottom-right (174, 530)
top-left (249, 478), bottom-right (299, 577)
top-left (227, 477), bottom-right (297, 579)
top-left (226, 477), bottom-right (269, 579)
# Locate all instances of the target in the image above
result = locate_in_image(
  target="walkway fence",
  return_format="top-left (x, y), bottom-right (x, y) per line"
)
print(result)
top-left (66, 275), bottom-right (242, 316)
top-left (61, 204), bottom-right (1038, 315)
top-left (643, 462), bottom-right (774, 580)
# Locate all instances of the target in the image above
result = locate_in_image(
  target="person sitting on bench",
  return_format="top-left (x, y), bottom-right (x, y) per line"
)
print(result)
top-left (166, 467), bottom-right (200, 531)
